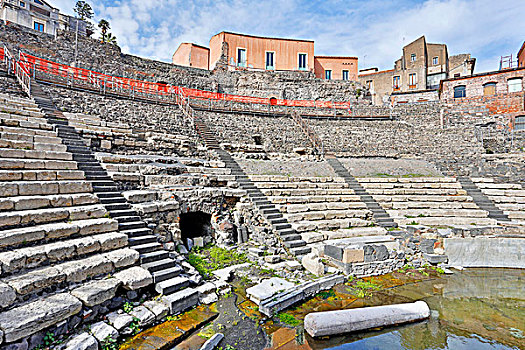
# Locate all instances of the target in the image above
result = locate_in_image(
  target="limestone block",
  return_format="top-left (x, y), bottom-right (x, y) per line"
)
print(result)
top-left (114, 266), bottom-right (153, 290)
top-left (130, 305), bottom-right (155, 327)
top-left (445, 237), bottom-right (525, 268)
top-left (89, 321), bottom-right (118, 343)
top-left (342, 247), bottom-right (365, 263)
top-left (103, 248), bottom-right (139, 268)
top-left (0, 282), bottom-right (16, 308)
top-left (62, 332), bottom-right (98, 350)
top-left (302, 253), bottom-right (325, 276)
top-left (0, 226), bottom-right (45, 249)
top-left (246, 277), bottom-right (295, 304)
top-left (71, 278), bottom-right (121, 307)
top-left (143, 300), bottom-right (169, 320)
top-left (58, 255), bottom-right (113, 283)
top-left (44, 222), bottom-right (79, 239)
top-left (70, 193), bottom-right (99, 206)
top-left (0, 212), bottom-right (21, 228)
top-left (106, 311), bottom-right (134, 331)
top-left (44, 241), bottom-right (76, 262)
top-left (160, 288), bottom-right (199, 315)
top-left (48, 194), bottom-right (73, 208)
top-left (77, 218), bottom-right (118, 236)
top-left (97, 232), bottom-right (128, 251)
top-left (0, 293), bottom-right (82, 343)
top-left (73, 236), bottom-right (101, 255)
top-left (59, 181), bottom-right (92, 194)
top-left (0, 182), bottom-right (18, 196)
top-left (0, 250), bottom-right (27, 273)
top-left (18, 182), bottom-right (58, 196)
top-left (6, 266), bottom-right (65, 294)
top-left (68, 205), bottom-right (106, 221)
top-left (301, 231), bottom-right (325, 243)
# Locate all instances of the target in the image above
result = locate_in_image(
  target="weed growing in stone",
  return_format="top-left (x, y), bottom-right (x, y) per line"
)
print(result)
top-left (188, 245), bottom-right (247, 279)
top-left (345, 279), bottom-right (381, 298)
top-left (316, 289), bottom-right (336, 299)
top-left (123, 301), bottom-right (134, 313)
top-left (277, 312), bottom-right (300, 327)
top-left (129, 317), bottom-right (141, 335)
top-left (101, 335), bottom-right (118, 350)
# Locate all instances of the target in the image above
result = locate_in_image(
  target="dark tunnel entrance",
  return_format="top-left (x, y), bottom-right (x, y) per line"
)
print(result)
top-left (179, 211), bottom-right (212, 248)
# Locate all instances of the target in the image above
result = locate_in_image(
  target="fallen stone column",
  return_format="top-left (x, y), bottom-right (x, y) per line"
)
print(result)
top-left (304, 301), bottom-right (430, 337)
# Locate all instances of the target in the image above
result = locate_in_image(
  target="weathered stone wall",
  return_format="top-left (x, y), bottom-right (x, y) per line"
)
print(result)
top-left (41, 84), bottom-right (198, 144)
top-left (201, 110), bottom-right (314, 154)
top-left (0, 23), bottom-right (366, 102)
top-left (391, 90), bottom-right (439, 104)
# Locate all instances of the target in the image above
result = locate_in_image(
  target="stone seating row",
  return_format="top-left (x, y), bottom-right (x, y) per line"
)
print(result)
top-left (474, 179), bottom-right (525, 220)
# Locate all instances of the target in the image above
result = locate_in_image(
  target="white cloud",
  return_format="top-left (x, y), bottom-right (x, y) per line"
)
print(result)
top-left (48, 0), bottom-right (524, 73)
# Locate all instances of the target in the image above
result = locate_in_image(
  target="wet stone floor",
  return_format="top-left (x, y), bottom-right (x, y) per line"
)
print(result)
top-left (121, 267), bottom-right (525, 350)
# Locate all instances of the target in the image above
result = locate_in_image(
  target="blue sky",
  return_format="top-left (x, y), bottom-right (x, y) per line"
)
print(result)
top-left (51, 0), bottom-right (525, 73)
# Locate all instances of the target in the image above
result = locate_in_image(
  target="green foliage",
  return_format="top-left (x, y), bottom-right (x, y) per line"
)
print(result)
top-left (407, 221), bottom-right (419, 225)
top-left (43, 331), bottom-right (56, 347)
top-left (346, 279), bottom-right (381, 298)
top-left (277, 312), bottom-right (300, 327)
top-left (129, 317), bottom-right (141, 335)
top-left (188, 246), bottom-right (247, 279)
top-left (123, 301), bottom-right (134, 313)
top-left (74, 1), bottom-right (93, 20)
top-left (166, 314), bottom-right (181, 321)
top-left (316, 289), bottom-right (336, 299)
top-left (101, 335), bottom-right (118, 350)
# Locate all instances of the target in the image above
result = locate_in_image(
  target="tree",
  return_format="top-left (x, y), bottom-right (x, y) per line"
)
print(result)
top-left (98, 19), bottom-right (110, 39)
top-left (102, 33), bottom-right (118, 46)
top-left (74, 1), bottom-right (93, 20)
top-left (74, 1), bottom-right (94, 37)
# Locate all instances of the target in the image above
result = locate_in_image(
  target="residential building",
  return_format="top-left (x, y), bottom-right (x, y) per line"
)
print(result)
top-left (0, 0), bottom-right (86, 36)
top-left (172, 43), bottom-right (209, 70)
top-left (172, 31), bottom-right (358, 81)
top-left (518, 41), bottom-right (525, 68)
top-left (314, 56), bottom-right (358, 81)
top-left (358, 36), bottom-right (475, 105)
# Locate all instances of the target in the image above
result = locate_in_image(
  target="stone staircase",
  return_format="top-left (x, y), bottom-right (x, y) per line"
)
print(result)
top-left (326, 157), bottom-right (397, 228)
top-left (458, 177), bottom-right (511, 222)
top-left (194, 116), bottom-right (311, 257)
top-left (29, 82), bottom-right (198, 312)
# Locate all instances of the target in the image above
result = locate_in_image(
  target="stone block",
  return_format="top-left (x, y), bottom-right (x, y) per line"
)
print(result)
top-left (324, 245), bottom-right (343, 261)
top-left (58, 255), bottom-right (113, 283)
top-left (114, 266), bottom-right (153, 290)
top-left (62, 332), bottom-right (98, 350)
top-left (71, 278), bottom-right (121, 307)
top-left (342, 248), bottom-right (365, 263)
top-left (160, 288), bottom-right (199, 314)
top-left (106, 311), bottom-right (134, 331)
top-left (89, 321), bottom-right (118, 343)
top-left (302, 253), bottom-right (325, 276)
top-left (0, 282), bottom-right (16, 308)
top-left (0, 293), bottom-right (82, 343)
top-left (77, 218), bottom-right (118, 236)
top-left (6, 266), bottom-right (65, 295)
top-left (97, 232), bottom-right (128, 251)
top-left (103, 248), bottom-right (139, 268)
top-left (143, 300), bottom-right (169, 320)
top-left (246, 277), bottom-right (295, 304)
top-left (130, 305), bottom-right (155, 327)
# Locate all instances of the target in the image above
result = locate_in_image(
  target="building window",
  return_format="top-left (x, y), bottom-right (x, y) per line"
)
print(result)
top-left (265, 51), bottom-right (274, 70)
top-left (33, 22), bottom-right (44, 32)
top-left (393, 76), bottom-right (400, 90)
top-left (508, 78), bottom-right (523, 93)
top-left (515, 115), bottom-right (525, 131)
top-left (325, 70), bottom-right (332, 80)
top-left (408, 73), bottom-right (416, 89)
top-left (366, 80), bottom-right (373, 92)
top-left (433, 56), bottom-right (439, 65)
top-left (454, 73), bottom-right (461, 78)
top-left (298, 53), bottom-right (307, 70)
top-left (342, 70), bottom-right (349, 81)
top-left (454, 85), bottom-right (466, 98)
top-left (411, 54), bottom-right (416, 62)
top-left (483, 82), bottom-right (496, 96)
top-left (34, 0), bottom-right (44, 4)
top-left (19, 1), bottom-right (25, 7)
top-left (237, 48), bottom-right (246, 68)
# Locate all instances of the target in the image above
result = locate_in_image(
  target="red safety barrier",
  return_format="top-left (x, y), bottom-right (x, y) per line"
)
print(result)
top-left (19, 52), bottom-right (352, 110)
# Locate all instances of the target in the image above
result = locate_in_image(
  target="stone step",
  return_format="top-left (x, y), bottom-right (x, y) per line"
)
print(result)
top-left (0, 193), bottom-right (98, 212)
top-left (142, 258), bottom-right (176, 273)
top-left (119, 221), bottom-right (146, 231)
top-left (96, 192), bottom-right (123, 199)
top-left (128, 235), bottom-right (158, 246)
top-left (108, 209), bottom-right (137, 217)
top-left (92, 185), bottom-right (119, 192)
top-left (290, 246), bottom-right (312, 256)
top-left (0, 180), bottom-right (92, 197)
top-left (279, 233), bottom-right (303, 242)
top-left (132, 242), bottom-right (162, 254)
top-left (115, 215), bottom-right (142, 223)
top-left (160, 288), bottom-right (199, 314)
top-left (140, 250), bottom-right (169, 264)
top-left (155, 276), bottom-right (190, 295)
top-left (151, 265), bottom-right (184, 283)
top-left (99, 197), bottom-right (127, 204)
top-left (283, 239), bottom-right (306, 248)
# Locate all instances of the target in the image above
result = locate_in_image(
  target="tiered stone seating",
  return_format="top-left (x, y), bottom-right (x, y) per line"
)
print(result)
top-left (94, 152), bottom-right (235, 188)
top-left (473, 178), bottom-right (525, 222)
top-left (356, 177), bottom-right (497, 226)
top-left (0, 94), bottom-right (146, 344)
top-left (61, 112), bottom-right (196, 156)
top-left (249, 176), bottom-right (375, 242)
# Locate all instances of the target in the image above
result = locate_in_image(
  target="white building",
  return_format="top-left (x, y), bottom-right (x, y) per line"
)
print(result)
top-left (1, 0), bottom-right (86, 36)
